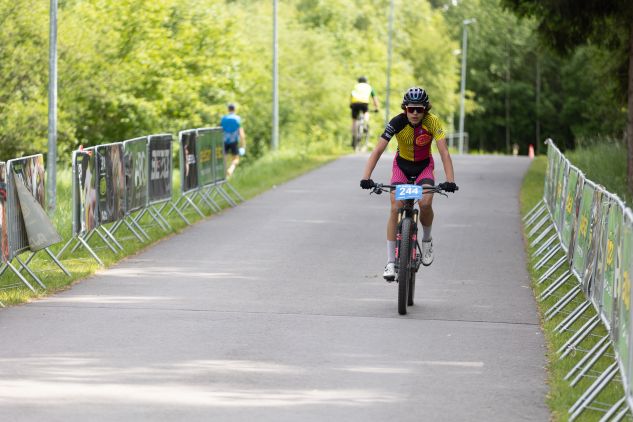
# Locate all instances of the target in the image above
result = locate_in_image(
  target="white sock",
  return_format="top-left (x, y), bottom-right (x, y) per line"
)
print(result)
top-left (387, 240), bottom-right (396, 263)
top-left (422, 225), bottom-right (432, 242)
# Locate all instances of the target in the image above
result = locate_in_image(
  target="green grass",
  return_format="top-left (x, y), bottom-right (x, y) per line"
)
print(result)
top-left (0, 147), bottom-right (343, 306)
top-left (521, 155), bottom-right (627, 421)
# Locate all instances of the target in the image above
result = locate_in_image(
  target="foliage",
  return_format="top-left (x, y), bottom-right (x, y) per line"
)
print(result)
top-left (439, 0), bottom-right (628, 157)
top-left (0, 0), bottom-right (463, 165)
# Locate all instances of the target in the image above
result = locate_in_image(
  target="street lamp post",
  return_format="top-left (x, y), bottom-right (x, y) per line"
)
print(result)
top-left (385, 0), bottom-right (394, 124)
top-left (272, 0), bottom-right (279, 150)
top-left (47, 0), bottom-right (58, 213)
top-left (458, 18), bottom-right (475, 155)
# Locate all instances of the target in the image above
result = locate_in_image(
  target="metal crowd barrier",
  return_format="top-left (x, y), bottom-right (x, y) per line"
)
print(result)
top-left (173, 127), bottom-right (242, 219)
top-left (0, 154), bottom-right (69, 293)
top-left (525, 139), bottom-right (633, 421)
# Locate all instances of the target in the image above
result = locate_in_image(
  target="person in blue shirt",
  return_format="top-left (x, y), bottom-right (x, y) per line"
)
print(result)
top-left (221, 103), bottom-right (246, 178)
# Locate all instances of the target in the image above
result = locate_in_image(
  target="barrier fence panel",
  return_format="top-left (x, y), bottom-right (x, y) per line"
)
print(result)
top-left (1, 154), bottom-right (68, 288)
top-left (210, 126), bottom-right (243, 205)
top-left (113, 137), bottom-right (150, 242)
top-left (195, 128), bottom-right (221, 212)
top-left (124, 137), bottom-right (149, 214)
top-left (148, 134), bottom-right (173, 204)
top-left (174, 129), bottom-right (204, 220)
top-left (624, 210), bottom-right (633, 412)
top-left (180, 129), bottom-right (199, 194)
top-left (562, 167), bottom-right (582, 257)
top-left (95, 143), bottom-right (125, 251)
top-left (531, 139), bottom-right (633, 420)
top-left (602, 200), bottom-right (623, 332)
top-left (57, 149), bottom-right (104, 266)
top-left (197, 127), bottom-right (240, 209)
top-left (591, 196), bottom-right (612, 314)
top-left (572, 180), bottom-right (596, 281)
top-left (615, 206), bottom-right (631, 402)
top-left (72, 150), bottom-right (98, 236)
top-left (145, 133), bottom-right (183, 229)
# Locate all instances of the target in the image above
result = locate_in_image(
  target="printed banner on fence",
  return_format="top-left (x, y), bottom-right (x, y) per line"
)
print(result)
top-left (616, 211), bottom-right (632, 390)
top-left (592, 198), bottom-right (612, 312)
top-left (148, 134), bottom-right (172, 203)
top-left (124, 137), bottom-right (149, 213)
top-left (553, 159), bottom-right (568, 233)
top-left (73, 150), bottom-right (98, 236)
top-left (180, 130), bottom-right (198, 193)
top-left (546, 144), bottom-right (561, 211)
top-left (212, 128), bottom-right (226, 183)
top-left (196, 130), bottom-right (215, 187)
top-left (580, 187), bottom-right (603, 294)
top-left (96, 143), bottom-right (125, 224)
top-left (0, 162), bottom-right (7, 262)
top-left (7, 155), bottom-right (46, 259)
top-left (601, 200), bottom-right (623, 328)
top-left (572, 182), bottom-right (595, 279)
top-left (561, 167), bottom-right (580, 254)
top-left (13, 172), bottom-right (60, 251)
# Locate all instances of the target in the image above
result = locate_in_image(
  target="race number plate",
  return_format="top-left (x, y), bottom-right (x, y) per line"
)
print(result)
top-left (395, 184), bottom-right (422, 200)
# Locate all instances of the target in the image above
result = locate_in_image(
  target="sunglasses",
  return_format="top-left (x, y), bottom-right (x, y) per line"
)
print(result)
top-left (406, 106), bottom-right (426, 114)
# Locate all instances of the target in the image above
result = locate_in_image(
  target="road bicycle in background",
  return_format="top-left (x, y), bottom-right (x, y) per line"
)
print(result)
top-left (352, 109), bottom-right (378, 153)
top-left (370, 180), bottom-right (456, 315)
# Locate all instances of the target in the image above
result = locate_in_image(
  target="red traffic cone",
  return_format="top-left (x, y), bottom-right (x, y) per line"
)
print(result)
top-left (528, 144), bottom-right (535, 159)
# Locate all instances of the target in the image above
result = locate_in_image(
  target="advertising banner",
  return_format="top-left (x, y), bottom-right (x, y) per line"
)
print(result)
top-left (179, 130), bottom-right (198, 193)
top-left (580, 187), bottom-right (604, 295)
top-left (553, 159), bottom-right (568, 233)
top-left (148, 134), bottom-right (173, 204)
top-left (13, 172), bottom-right (61, 251)
top-left (601, 201), bottom-right (623, 330)
top-left (561, 167), bottom-right (581, 254)
top-left (96, 143), bottom-right (126, 224)
top-left (72, 150), bottom-right (98, 236)
top-left (592, 198), bottom-right (612, 311)
top-left (572, 182), bottom-right (596, 280)
top-left (0, 162), bottom-right (7, 262)
top-left (546, 144), bottom-right (561, 210)
top-left (616, 210), bottom-right (631, 390)
top-left (211, 128), bottom-right (226, 183)
top-left (7, 155), bottom-right (48, 259)
top-left (124, 137), bottom-right (149, 213)
top-left (196, 129), bottom-right (215, 187)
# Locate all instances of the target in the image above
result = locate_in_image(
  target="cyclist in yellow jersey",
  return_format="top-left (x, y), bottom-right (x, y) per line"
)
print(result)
top-left (350, 76), bottom-right (379, 146)
top-left (360, 87), bottom-right (457, 281)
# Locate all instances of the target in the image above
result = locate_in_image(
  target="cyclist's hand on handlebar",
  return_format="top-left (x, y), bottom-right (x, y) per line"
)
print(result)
top-left (438, 182), bottom-right (458, 192)
top-left (360, 179), bottom-right (375, 189)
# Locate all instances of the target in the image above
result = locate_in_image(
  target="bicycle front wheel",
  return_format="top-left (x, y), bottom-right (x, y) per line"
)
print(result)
top-left (398, 218), bottom-right (413, 315)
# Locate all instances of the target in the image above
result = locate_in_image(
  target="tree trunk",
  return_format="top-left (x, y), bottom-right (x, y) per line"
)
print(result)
top-left (628, 19), bottom-right (633, 197)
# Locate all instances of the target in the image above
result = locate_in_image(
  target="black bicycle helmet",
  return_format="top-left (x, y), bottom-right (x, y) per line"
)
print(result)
top-left (358, 76), bottom-right (367, 83)
top-left (401, 87), bottom-right (430, 110)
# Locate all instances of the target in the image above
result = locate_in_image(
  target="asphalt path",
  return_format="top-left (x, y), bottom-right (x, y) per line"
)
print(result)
top-left (0, 153), bottom-right (549, 421)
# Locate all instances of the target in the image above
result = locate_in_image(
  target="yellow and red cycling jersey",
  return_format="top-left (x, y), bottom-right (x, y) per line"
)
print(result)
top-left (381, 112), bottom-right (446, 162)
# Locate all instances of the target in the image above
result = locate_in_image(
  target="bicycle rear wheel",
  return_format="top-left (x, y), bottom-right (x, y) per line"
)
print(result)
top-left (353, 118), bottom-right (363, 151)
top-left (398, 218), bottom-right (413, 315)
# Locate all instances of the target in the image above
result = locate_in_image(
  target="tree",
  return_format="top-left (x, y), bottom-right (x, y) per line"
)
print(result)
top-left (501, 0), bottom-right (633, 196)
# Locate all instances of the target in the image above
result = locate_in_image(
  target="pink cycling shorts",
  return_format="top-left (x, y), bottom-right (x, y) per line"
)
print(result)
top-left (390, 154), bottom-right (435, 186)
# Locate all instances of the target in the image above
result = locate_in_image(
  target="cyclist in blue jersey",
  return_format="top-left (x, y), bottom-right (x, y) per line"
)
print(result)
top-left (221, 103), bottom-right (246, 178)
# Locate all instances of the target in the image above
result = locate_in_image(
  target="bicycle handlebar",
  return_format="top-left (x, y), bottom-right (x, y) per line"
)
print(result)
top-left (370, 182), bottom-right (455, 197)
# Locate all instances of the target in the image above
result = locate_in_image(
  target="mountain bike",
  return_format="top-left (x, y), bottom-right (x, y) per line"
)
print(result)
top-left (352, 109), bottom-right (378, 152)
top-left (370, 180), bottom-right (454, 315)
